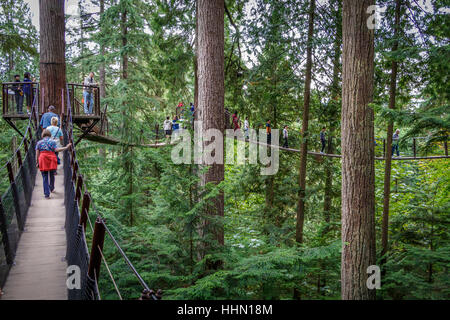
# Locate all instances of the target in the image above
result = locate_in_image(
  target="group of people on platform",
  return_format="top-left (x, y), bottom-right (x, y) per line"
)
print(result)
top-left (11, 72), bottom-right (36, 115)
top-left (11, 72), bottom-right (97, 116)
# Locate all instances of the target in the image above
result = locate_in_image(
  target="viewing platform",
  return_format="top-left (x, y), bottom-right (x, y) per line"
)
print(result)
top-left (2, 82), bottom-right (102, 126)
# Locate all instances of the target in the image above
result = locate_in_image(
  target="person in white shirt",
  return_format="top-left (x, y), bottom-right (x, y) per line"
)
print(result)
top-left (163, 116), bottom-right (172, 139)
top-left (392, 129), bottom-right (400, 157)
top-left (83, 72), bottom-right (96, 114)
top-left (244, 117), bottom-right (249, 140)
top-left (283, 125), bottom-right (289, 148)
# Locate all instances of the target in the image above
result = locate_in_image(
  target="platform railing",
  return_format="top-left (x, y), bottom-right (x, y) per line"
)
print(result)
top-left (67, 83), bottom-right (100, 118)
top-left (2, 82), bottom-right (39, 117)
top-left (0, 98), bottom-right (39, 290)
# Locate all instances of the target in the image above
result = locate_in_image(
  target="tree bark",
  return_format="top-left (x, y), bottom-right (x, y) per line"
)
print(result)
top-left (296, 0), bottom-right (315, 244)
top-left (381, 0), bottom-right (401, 269)
top-left (323, 0), bottom-right (342, 232)
top-left (341, 0), bottom-right (376, 300)
top-left (194, 0), bottom-right (199, 118)
top-left (120, 6), bottom-right (133, 226)
top-left (198, 0), bottom-right (225, 269)
top-left (99, 0), bottom-right (106, 100)
top-left (39, 0), bottom-right (66, 114)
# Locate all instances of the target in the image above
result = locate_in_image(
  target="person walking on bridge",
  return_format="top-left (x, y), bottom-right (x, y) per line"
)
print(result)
top-left (244, 117), bottom-right (249, 140)
top-left (40, 105), bottom-right (59, 129)
top-left (283, 125), bottom-right (289, 148)
top-left (163, 116), bottom-right (172, 139)
top-left (83, 72), bottom-right (96, 115)
top-left (35, 129), bottom-right (71, 199)
top-left (392, 129), bottom-right (400, 157)
top-left (47, 117), bottom-right (63, 166)
top-left (320, 127), bottom-right (326, 154)
top-left (232, 111), bottom-right (240, 131)
top-left (266, 120), bottom-right (272, 145)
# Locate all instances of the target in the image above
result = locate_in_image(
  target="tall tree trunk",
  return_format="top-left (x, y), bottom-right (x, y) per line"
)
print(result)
top-left (120, 6), bottom-right (133, 226)
top-left (323, 0), bottom-right (342, 233)
top-left (99, 0), bottom-right (106, 100)
top-left (198, 0), bottom-right (225, 270)
top-left (381, 0), bottom-right (402, 270)
top-left (98, 0), bottom-right (106, 159)
top-left (341, 0), bottom-right (376, 300)
top-left (194, 0), bottom-right (199, 117)
top-left (39, 0), bottom-right (66, 114)
top-left (296, 0), bottom-right (315, 244)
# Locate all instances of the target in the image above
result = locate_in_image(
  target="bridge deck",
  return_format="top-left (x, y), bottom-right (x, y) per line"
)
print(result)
top-left (2, 161), bottom-right (67, 300)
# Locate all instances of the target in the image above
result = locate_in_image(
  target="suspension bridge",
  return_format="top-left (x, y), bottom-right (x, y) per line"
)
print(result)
top-left (0, 83), bottom-right (161, 300)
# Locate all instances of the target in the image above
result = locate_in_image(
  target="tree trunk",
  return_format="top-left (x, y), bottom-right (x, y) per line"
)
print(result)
top-left (39, 0), bottom-right (66, 114)
top-left (194, 0), bottom-right (199, 118)
top-left (99, 0), bottom-right (106, 100)
top-left (120, 6), bottom-right (133, 226)
top-left (323, 0), bottom-right (342, 233)
top-left (341, 0), bottom-right (376, 300)
top-left (296, 0), bottom-right (315, 244)
top-left (381, 0), bottom-right (401, 270)
top-left (198, 0), bottom-right (225, 269)
top-left (98, 0), bottom-right (106, 160)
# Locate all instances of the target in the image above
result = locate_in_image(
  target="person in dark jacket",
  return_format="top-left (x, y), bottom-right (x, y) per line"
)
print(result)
top-left (12, 75), bottom-right (24, 114)
top-left (23, 72), bottom-right (32, 114)
top-left (35, 129), bottom-right (71, 198)
top-left (320, 127), bottom-right (326, 153)
top-left (266, 120), bottom-right (272, 145)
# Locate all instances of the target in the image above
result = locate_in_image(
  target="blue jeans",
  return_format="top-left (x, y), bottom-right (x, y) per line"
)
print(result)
top-left (83, 91), bottom-right (94, 114)
top-left (392, 144), bottom-right (399, 157)
top-left (42, 170), bottom-right (55, 197)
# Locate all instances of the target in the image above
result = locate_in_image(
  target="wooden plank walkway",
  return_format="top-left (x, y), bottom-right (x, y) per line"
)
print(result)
top-left (1, 160), bottom-right (67, 300)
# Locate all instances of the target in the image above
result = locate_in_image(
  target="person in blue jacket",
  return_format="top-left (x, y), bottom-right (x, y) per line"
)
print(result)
top-left (40, 105), bottom-right (59, 129)
top-left (23, 72), bottom-right (33, 114)
top-left (172, 115), bottom-right (180, 136)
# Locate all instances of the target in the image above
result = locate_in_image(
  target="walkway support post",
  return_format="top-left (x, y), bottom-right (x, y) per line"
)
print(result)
top-left (79, 192), bottom-right (90, 231)
top-left (88, 217), bottom-right (105, 282)
top-left (75, 174), bottom-right (83, 204)
top-left (413, 138), bottom-right (416, 158)
top-left (6, 162), bottom-right (23, 231)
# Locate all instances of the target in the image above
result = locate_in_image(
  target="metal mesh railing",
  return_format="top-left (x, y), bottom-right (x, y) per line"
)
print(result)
top-left (64, 84), bottom-right (161, 300)
top-left (0, 95), bottom-right (39, 289)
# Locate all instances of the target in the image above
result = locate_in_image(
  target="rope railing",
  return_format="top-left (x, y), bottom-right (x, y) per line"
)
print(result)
top-left (0, 94), bottom-right (39, 290)
top-left (223, 109), bottom-right (449, 159)
top-left (63, 84), bottom-right (162, 300)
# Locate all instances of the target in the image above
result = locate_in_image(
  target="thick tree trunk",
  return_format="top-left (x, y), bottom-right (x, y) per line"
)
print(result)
top-left (39, 0), bottom-right (66, 114)
top-left (381, 0), bottom-right (401, 269)
top-left (198, 0), bottom-right (225, 269)
top-left (341, 0), bottom-right (376, 300)
top-left (296, 0), bottom-right (315, 244)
